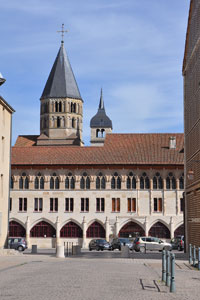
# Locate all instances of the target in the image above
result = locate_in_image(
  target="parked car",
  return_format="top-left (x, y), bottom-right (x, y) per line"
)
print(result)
top-left (171, 236), bottom-right (184, 251)
top-left (111, 238), bottom-right (133, 251)
top-left (133, 237), bottom-right (172, 253)
top-left (89, 239), bottom-right (111, 251)
top-left (8, 237), bottom-right (27, 252)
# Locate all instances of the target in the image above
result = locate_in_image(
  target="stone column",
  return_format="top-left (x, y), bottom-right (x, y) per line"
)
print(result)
top-left (29, 176), bottom-right (34, 190)
top-left (121, 175), bottom-right (126, 190)
top-left (144, 217), bottom-right (149, 236)
top-left (26, 216), bottom-right (30, 248)
top-left (90, 176), bottom-right (95, 190)
top-left (115, 216), bottom-right (119, 237)
top-left (59, 176), bottom-right (65, 190)
top-left (82, 217), bottom-right (87, 249)
top-left (56, 216), bottom-right (61, 247)
top-left (170, 217), bottom-right (174, 239)
top-left (44, 176), bottom-right (50, 190)
top-left (137, 189), bottom-right (140, 216)
top-left (105, 217), bottom-right (109, 242)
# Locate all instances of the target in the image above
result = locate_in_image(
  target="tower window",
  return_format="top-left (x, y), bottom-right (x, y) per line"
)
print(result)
top-left (57, 117), bottom-right (61, 128)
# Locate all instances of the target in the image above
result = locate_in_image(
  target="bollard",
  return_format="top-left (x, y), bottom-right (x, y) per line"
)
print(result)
top-left (198, 248), bottom-right (200, 271)
top-left (189, 244), bottom-right (192, 265)
top-left (193, 245), bottom-right (196, 267)
top-left (162, 249), bottom-right (166, 282)
top-left (170, 253), bottom-right (176, 293)
top-left (31, 245), bottom-right (37, 254)
top-left (166, 251), bottom-right (171, 287)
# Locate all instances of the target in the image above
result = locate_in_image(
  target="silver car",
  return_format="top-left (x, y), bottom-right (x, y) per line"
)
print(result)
top-left (134, 237), bottom-right (172, 253)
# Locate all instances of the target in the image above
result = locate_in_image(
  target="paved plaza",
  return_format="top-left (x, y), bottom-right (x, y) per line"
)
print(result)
top-left (0, 251), bottom-right (199, 300)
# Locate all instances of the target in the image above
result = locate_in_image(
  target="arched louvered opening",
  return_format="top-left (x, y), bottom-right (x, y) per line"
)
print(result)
top-left (119, 221), bottom-right (145, 238)
top-left (60, 222), bottom-right (83, 238)
top-left (9, 221), bottom-right (26, 237)
top-left (30, 221), bottom-right (56, 238)
top-left (148, 222), bottom-right (170, 239)
top-left (86, 222), bottom-right (105, 238)
top-left (174, 224), bottom-right (184, 237)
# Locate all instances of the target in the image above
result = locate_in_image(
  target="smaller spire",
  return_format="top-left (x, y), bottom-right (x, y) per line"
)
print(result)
top-left (99, 88), bottom-right (104, 110)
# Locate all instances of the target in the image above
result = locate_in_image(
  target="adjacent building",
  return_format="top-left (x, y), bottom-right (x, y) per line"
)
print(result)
top-left (10, 41), bottom-right (184, 249)
top-left (183, 0), bottom-right (200, 249)
top-left (0, 74), bottom-right (15, 248)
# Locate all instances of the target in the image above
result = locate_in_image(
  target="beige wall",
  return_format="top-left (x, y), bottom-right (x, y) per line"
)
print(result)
top-left (10, 168), bottom-right (184, 248)
top-left (0, 100), bottom-right (12, 248)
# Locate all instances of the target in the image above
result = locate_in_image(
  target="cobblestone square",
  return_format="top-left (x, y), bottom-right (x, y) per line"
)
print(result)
top-left (0, 252), bottom-right (200, 300)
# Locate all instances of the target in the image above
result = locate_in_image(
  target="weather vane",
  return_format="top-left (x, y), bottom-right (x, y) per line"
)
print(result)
top-left (57, 23), bottom-right (68, 43)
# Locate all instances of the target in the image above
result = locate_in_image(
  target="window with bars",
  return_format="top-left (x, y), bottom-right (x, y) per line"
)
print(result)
top-left (112, 198), bottom-right (120, 212)
top-left (34, 198), bottom-right (43, 212)
top-left (180, 198), bottom-right (184, 212)
top-left (65, 198), bottom-right (74, 212)
top-left (50, 198), bottom-right (58, 212)
top-left (81, 198), bottom-right (89, 212)
top-left (96, 198), bottom-right (105, 212)
top-left (153, 198), bottom-right (162, 212)
top-left (127, 198), bottom-right (136, 212)
top-left (19, 198), bottom-right (27, 212)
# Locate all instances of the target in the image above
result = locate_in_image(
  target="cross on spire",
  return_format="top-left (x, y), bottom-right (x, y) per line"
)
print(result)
top-left (57, 23), bottom-right (68, 43)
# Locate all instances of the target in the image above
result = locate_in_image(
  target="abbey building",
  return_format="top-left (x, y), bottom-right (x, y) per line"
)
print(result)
top-left (10, 40), bottom-right (184, 248)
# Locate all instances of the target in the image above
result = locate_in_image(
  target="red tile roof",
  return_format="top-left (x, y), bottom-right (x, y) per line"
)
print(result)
top-left (12, 133), bottom-right (184, 166)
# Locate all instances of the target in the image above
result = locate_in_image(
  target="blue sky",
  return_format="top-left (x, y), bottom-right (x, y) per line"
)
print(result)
top-left (0, 0), bottom-right (190, 145)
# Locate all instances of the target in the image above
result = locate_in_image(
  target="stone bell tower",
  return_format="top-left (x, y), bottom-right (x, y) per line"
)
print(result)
top-left (37, 38), bottom-right (83, 146)
top-left (90, 89), bottom-right (112, 146)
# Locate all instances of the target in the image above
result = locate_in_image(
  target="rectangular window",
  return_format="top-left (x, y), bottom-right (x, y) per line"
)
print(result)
top-left (154, 198), bottom-right (162, 212)
top-left (127, 198), bottom-right (136, 212)
top-left (34, 198), bottom-right (43, 212)
top-left (180, 198), bottom-right (184, 212)
top-left (96, 198), bottom-right (105, 212)
top-left (19, 198), bottom-right (27, 212)
top-left (65, 198), bottom-right (74, 212)
top-left (10, 198), bottom-right (12, 211)
top-left (81, 198), bottom-right (89, 212)
top-left (50, 198), bottom-right (58, 212)
top-left (112, 198), bottom-right (120, 212)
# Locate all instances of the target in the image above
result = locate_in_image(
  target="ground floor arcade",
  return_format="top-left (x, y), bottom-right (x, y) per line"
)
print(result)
top-left (9, 216), bottom-right (184, 248)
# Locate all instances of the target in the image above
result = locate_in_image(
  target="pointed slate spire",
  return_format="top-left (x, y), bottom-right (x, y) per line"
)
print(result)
top-left (90, 89), bottom-right (112, 129)
top-left (41, 42), bottom-right (82, 100)
top-left (99, 88), bottom-right (104, 110)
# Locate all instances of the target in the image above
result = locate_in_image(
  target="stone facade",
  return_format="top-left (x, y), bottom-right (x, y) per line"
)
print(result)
top-left (0, 92), bottom-right (14, 248)
top-left (10, 167), bottom-right (184, 248)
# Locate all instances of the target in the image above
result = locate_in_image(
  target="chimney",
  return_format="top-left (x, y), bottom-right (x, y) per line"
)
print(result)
top-left (169, 136), bottom-right (176, 149)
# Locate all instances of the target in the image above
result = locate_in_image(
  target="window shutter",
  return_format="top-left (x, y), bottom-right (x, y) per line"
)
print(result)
top-left (112, 198), bottom-right (115, 212)
top-left (127, 198), bottom-right (131, 212)
top-left (117, 198), bottom-right (120, 212)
